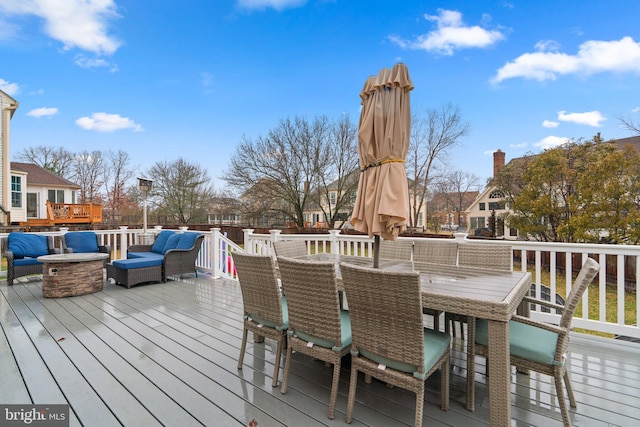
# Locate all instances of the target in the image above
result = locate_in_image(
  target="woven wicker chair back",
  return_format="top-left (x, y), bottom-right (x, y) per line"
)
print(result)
top-left (413, 240), bottom-right (457, 265)
top-left (273, 240), bottom-right (307, 258)
top-left (458, 243), bottom-right (512, 271)
top-left (559, 257), bottom-right (599, 330)
top-left (378, 239), bottom-right (413, 260)
top-left (340, 262), bottom-right (425, 372)
top-left (277, 256), bottom-right (343, 346)
top-left (232, 252), bottom-right (284, 326)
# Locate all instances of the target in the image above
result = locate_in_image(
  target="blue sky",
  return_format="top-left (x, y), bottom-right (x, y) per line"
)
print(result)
top-left (2, 0), bottom-right (640, 190)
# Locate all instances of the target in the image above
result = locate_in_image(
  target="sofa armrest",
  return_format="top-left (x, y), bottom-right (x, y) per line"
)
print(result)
top-left (5, 250), bottom-right (15, 262)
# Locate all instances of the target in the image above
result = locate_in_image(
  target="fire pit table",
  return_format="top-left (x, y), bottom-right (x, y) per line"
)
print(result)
top-left (37, 253), bottom-right (109, 298)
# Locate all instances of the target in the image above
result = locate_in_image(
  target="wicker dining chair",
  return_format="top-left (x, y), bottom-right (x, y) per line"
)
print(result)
top-left (233, 252), bottom-right (288, 388)
top-left (413, 240), bottom-right (458, 332)
top-left (377, 238), bottom-right (413, 260)
top-left (447, 243), bottom-right (513, 339)
top-left (277, 256), bottom-right (351, 420)
top-left (273, 240), bottom-right (307, 258)
top-left (466, 257), bottom-right (599, 426)
top-left (340, 262), bottom-right (451, 427)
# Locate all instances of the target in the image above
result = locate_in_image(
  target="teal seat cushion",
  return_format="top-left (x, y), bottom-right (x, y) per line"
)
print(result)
top-left (14, 258), bottom-right (43, 266)
top-left (113, 258), bottom-right (163, 270)
top-left (475, 318), bottom-right (561, 366)
top-left (8, 233), bottom-right (49, 258)
top-left (248, 296), bottom-right (289, 331)
top-left (151, 230), bottom-right (175, 254)
top-left (293, 310), bottom-right (352, 351)
top-left (176, 233), bottom-right (200, 250)
top-left (64, 232), bottom-right (99, 253)
top-left (162, 233), bottom-right (182, 253)
top-left (359, 328), bottom-right (450, 379)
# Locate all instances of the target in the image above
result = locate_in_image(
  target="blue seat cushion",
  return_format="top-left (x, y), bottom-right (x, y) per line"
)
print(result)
top-left (162, 233), bottom-right (182, 253)
top-left (113, 258), bottom-right (163, 270)
top-left (176, 233), bottom-right (200, 250)
top-left (151, 230), bottom-right (175, 254)
top-left (8, 233), bottom-right (49, 258)
top-left (475, 318), bottom-right (561, 366)
top-left (64, 232), bottom-right (99, 253)
top-left (359, 328), bottom-right (451, 379)
top-left (249, 296), bottom-right (289, 332)
top-left (293, 310), bottom-right (352, 351)
top-left (128, 252), bottom-right (164, 261)
top-left (13, 258), bottom-right (43, 267)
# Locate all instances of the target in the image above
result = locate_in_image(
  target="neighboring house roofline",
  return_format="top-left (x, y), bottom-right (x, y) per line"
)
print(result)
top-left (10, 162), bottom-right (81, 189)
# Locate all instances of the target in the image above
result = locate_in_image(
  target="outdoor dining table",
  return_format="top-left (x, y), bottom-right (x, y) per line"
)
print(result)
top-left (295, 253), bottom-right (532, 427)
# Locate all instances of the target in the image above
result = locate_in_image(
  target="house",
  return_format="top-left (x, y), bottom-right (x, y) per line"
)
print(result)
top-left (1, 89), bottom-right (19, 226)
top-left (466, 136), bottom-right (640, 239)
top-left (10, 162), bottom-right (81, 224)
top-left (428, 190), bottom-right (479, 230)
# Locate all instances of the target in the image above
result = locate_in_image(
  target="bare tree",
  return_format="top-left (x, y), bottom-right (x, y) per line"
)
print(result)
top-left (224, 116), bottom-right (332, 227)
top-left (14, 146), bottom-right (75, 178)
top-left (310, 114), bottom-right (359, 228)
top-left (72, 150), bottom-right (105, 203)
top-left (618, 113), bottom-right (640, 135)
top-left (102, 150), bottom-right (137, 223)
top-left (148, 158), bottom-right (215, 224)
top-left (406, 103), bottom-right (470, 228)
top-left (440, 170), bottom-right (480, 227)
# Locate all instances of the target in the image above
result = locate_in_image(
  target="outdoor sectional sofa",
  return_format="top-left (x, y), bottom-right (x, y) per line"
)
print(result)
top-left (107, 230), bottom-right (204, 288)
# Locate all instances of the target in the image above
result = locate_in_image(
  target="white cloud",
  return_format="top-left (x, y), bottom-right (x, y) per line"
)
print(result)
top-left (0, 78), bottom-right (19, 95)
top-left (74, 54), bottom-right (118, 72)
top-left (534, 135), bottom-right (571, 149)
top-left (0, 0), bottom-right (121, 55)
top-left (75, 112), bottom-right (143, 132)
top-left (542, 120), bottom-right (559, 128)
top-left (389, 9), bottom-right (506, 55)
top-left (26, 107), bottom-right (58, 118)
top-left (632, 107), bottom-right (640, 113)
top-left (493, 36), bottom-right (640, 83)
top-left (557, 110), bottom-right (605, 127)
top-left (236, 0), bottom-right (306, 10)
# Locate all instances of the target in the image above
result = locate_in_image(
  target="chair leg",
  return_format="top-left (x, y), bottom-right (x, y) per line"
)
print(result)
top-left (441, 357), bottom-right (450, 411)
top-left (414, 387), bottom-right (425, 427)
top-left (345, 365), bottom-right (358, 424)
top-left (238, 328), bottom-right (248, 369)
top-left (280, 346), bottom-right (294, 394)
top-left (327, 361), bottom-right (341, 419)
top-left (563, 370), bottom-right (577, 407)
top-left (466, 316), bottom-right (476, 411)
top-left (272, 336), bottom-right (285, 388)
top-left (554, 370), bottom-right (572, 426)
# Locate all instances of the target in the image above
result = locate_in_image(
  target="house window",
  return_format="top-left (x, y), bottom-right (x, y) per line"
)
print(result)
top-left (489, 190), bottom-right (504, 199)
top-left (11, 176), bottom-right (22, 208)
top-left (418, 212), bottom-right (423, 227)
top-left (48, 189), bottom-right (65, 203)
top-left (329, 192), bottom-right (336, 205)
top-left (470, 217), bottom-right (485, 230)
top-left (488, 201), bottom-right (506, 210)
top-left (479, 203), bottom-right (485, 211)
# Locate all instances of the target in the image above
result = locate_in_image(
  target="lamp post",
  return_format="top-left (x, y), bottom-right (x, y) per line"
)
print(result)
top-left (138, 178), bottom-right (153, 235)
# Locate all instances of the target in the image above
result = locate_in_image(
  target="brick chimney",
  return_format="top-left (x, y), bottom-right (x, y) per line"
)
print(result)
top-left (493, 149), bottom-right (505, 177)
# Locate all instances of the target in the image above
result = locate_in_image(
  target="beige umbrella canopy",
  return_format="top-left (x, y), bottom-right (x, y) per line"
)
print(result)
top-left (350, 63), bottom-right (413, 265)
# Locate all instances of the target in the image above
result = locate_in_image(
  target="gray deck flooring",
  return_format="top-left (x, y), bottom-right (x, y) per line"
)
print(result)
top-left (1, 273), bottom-right (639, 426)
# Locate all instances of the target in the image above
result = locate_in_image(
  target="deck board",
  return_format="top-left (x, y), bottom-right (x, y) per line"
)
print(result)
top-left (1, 275), bottom-right (639, 427)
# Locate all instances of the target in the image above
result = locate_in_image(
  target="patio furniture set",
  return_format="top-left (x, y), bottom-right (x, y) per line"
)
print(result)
top-left (3, 230), bottom-right (204, 294)
top-left (234, 239), bottom-right (600, 427)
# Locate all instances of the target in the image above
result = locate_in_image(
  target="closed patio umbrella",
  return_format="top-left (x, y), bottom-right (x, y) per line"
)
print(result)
top-left (350, 63), bottom-right (413, 267)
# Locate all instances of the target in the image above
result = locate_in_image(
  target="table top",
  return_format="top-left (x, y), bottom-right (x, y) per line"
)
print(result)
top-left (37, 253), bottom-right (109, 263)
top-left (294, 253), bottom-right (532, 322)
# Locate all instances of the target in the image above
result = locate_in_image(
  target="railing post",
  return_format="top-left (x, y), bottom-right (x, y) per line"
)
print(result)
top-left (243, 229), bottom-right (254, 254)
top-left (269, 230), bottom-right (282, 257)
top-left (212, 228), bottom-right (222, 278)
top-left (328, 230), bottom-right (340, 255)
top-left (118, 226), bottom-right (128, 261)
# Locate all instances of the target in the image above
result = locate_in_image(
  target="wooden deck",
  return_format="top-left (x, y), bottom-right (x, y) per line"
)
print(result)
top-left (1, 274), bottom-right (639, 427)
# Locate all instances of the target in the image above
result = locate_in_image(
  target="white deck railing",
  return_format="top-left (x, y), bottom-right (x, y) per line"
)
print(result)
top-left (1, 227), bottom-right (637, 340)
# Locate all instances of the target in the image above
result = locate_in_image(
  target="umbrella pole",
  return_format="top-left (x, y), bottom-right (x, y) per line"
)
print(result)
top-left (373, 235), bottom-right (380, 268)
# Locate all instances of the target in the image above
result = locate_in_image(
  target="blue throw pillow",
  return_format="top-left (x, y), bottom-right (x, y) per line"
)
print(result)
top-left (64, 232), bottom-right (99, 253)
top-left (8, 232), bottom-right (49, 258)
top-left (176, 233), bottom-right (200, 250)
top-left (151, 230), bottom-right (174, 254)
top-left (163, 233), bottom-right (182, 253)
